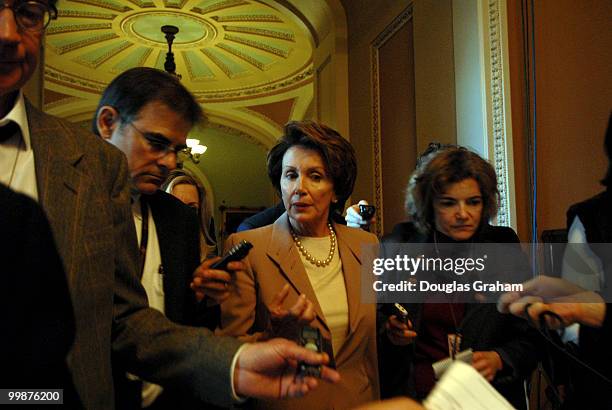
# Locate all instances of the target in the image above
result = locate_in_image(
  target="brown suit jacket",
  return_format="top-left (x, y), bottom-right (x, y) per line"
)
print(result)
top-left (26, 103), bottom-right (242, 409)
top-left (218, 214), bottom-right (380, 409)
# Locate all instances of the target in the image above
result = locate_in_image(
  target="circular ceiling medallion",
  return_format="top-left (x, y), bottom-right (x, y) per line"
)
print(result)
top-left (122, 11), bottom-right (215, 45)
top-left (45, 0), bottom-right (315, 104)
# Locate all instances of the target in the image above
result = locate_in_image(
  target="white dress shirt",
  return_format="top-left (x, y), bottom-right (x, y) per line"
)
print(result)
top-left (0, 91), bottom-right (38, 200)
top-left (131, 196), bottom-right (166, 407)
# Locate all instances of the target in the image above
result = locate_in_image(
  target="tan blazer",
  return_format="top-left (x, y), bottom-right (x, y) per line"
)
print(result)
top-left (218, 214), bottom-right (380, 409)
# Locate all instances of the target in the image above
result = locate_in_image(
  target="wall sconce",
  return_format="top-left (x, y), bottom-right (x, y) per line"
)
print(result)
top-left (185, 138), bottom-right (207, 163)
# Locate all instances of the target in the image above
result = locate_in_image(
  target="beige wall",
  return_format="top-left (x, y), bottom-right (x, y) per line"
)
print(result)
top-left (342, 0), bottom-right (458, 234)
top-left (508, 0), bottom-right (611, 238)
top-left (342, 0), bottom-right (411, 216)
top-left (378, 19), bottom-right (417, 235)
top-left (413, 0), bottom-right (457, 153)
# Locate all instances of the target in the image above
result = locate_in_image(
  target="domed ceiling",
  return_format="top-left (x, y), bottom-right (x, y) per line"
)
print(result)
top-left (44, 0), bottom-right (324, 146)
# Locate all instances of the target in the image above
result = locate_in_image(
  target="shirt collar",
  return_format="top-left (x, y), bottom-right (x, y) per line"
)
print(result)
top-left (0, 91), bottom-right (31, 150)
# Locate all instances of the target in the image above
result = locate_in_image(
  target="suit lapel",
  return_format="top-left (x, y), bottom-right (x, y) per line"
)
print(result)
top-left (335, 224), bottom-right (363, 336)
top-left (28, 103), bottom-right (85, 285)
top-left (265, 214), bottom-right (329, 331)
top-left (147, 192), bottom-right (185, 323)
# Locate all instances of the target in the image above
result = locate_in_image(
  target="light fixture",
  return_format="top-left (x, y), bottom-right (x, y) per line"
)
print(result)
top-left (162, 25), bottom-right (181, 79)
top-left (184, 138), bottom-right (207, 163)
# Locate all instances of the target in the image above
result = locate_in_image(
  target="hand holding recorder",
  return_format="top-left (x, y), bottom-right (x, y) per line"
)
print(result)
top-left (191, 240), bottom-right (253, 304)
top-left (385, 303), bottom-right (417, 346)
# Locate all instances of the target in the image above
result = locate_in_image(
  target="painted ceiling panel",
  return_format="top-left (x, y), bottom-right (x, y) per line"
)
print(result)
top-left (73, 40), bottom-right (134, 68)
top-left (224, 34), bottom-right (289, 58)
top-left (163, 0), bottom-right (188, 8)
top-left (128, 0), bottom-right (155, 7)
top-left (202, 47), bottom-right (248, 78)
top-left (111, 47), bottom-right (153, 73)
top-left (48, 32), bottom-right (118, 54)
top-left (46, 0), bottom-right (315, 115)
top-left (217, 43), bottom-right (274, 70)
top-left (153, 49), bottom-right (166, 71)
top-left (182, 50), bottom-right (216, 80)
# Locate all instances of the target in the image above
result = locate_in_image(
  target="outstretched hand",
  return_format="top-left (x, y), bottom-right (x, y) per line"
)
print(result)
top-left (233, 338), bottom-right (340, 400)
top-left (191, 258), bottom-right (246, 304)
top-left (265, 284), bottom-right (316, 340)
top-left (385, 315), bottom-right (417, 346)
top-left (345, 200), bottom-right (376, 228)
top-left (497, 275), bottom-right (605, 328)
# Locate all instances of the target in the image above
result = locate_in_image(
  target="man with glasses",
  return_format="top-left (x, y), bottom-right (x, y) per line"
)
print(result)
top-left (0, 2), bottom-right (338, 409)
top-left (92, 66), bottom-right (231, 409)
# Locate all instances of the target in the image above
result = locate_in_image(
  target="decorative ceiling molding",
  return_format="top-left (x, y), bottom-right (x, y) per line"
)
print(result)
top-left (127, 0), bottom-right (154, 8)
top-left (207, 122), bottom-right (269, 149)
top-left (223, 25), bottom-right (296, 41)
top-left (216, 43), bottom-right (269, 71)
top-left (45, 66), bottom-right (108, 93)
top-left (47, 0), bottom-right (311, 96)
top-left (47, 22), bottom-right (112, 35)
top-left (74, 40), bottom-right (134, 68)
top-left (70, 0), bottom-right (132, 12)
top-left (58, 9), bottom-right (116, 19)
top-left (191, 0), bottom-right (249, 15)
top-left (51, 32), bottom-right (119, 54)
top-left (192, 65), bottom-right (312, 102)
top-left (45, 0), bottom-right (317, 131)
top-left (163, 0), bottom-right (188, 8)
top-left (224, 34), bottom-right (289, 58)
top-left (211, 13), bottom-right (282, 23)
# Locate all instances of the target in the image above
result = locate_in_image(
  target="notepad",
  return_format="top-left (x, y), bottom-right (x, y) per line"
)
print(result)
top-left (424, 361), bottom-right (515, 410)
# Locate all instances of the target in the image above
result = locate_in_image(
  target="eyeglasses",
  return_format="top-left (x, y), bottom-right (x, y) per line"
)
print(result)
top-left (126, 122), bottom-right (189, 158)
top-left (1, 1), bottom-right (57, 32)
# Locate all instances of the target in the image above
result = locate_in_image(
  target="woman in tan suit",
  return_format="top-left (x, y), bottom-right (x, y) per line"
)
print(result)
top-left (218, 121), bottom-right (380, 409)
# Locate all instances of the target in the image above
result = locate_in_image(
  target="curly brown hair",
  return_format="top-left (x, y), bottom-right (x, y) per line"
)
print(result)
top-left (406, 145), bottom-right (499, 234)
top-left (267, 121), bottom-right (357, 214)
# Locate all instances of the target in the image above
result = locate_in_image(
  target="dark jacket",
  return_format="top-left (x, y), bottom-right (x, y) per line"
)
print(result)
top-left (564, 191), bottom-right (612, 409)
top-left (378, 222), bottom-right (538, 409)
top-left (115, 190), bottom-right (220, 410)
top-left (0, 184), bottom-right (80, 407)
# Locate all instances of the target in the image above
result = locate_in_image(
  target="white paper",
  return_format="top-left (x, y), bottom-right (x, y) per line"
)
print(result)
top-left (424, 361), bottom-right (515, 410)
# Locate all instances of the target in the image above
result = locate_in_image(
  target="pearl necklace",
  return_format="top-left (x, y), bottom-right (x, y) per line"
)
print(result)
top-left (291, 222), bottom-right (336, 267)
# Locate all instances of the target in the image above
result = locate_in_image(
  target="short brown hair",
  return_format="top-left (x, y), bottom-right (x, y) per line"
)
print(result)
top-left (406, 145), bottom-right (499, 233)
top-left (267, 121), bottom-right (357, 214)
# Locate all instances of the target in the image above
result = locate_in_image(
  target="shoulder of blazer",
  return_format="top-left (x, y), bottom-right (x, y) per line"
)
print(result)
top-left (28, 102), bottom-right (122, 159)
top-left (27, 101), bottom-right (127, 182)
top-left (334, 223), bottom-right (378, 244)
top-left (227, 223), bottom-right (275, 248)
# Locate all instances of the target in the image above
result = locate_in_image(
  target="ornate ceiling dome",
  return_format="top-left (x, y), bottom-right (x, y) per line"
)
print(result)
top-left (45, 0), bottom-right (314, 103)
